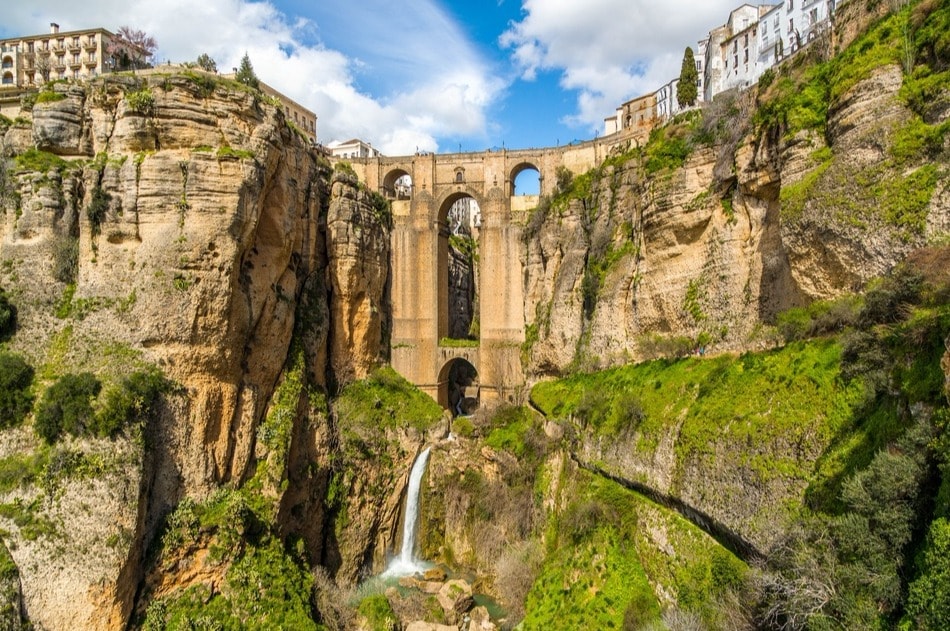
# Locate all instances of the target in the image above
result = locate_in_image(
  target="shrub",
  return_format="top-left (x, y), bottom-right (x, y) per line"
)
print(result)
top-left (0, 290), bottom-right (15, 341)
top-left (93, 369), bottom-right (170, 437)
top-left (125, 88), bottom-right (155, 115)
top-left (51, 236), bottom-right (79, 284)
top-left (357, 594), bottom-right (397, 631)
top-left (0, 353), bottom-right (34, 429)
top-left (87, 185), bottom-right (111, 236)
top-left (34, 372), bottom-right (101, 444)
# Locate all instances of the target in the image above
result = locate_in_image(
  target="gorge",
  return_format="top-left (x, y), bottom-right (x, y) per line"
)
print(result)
top-left (0, 0), bottom-right (948, 629)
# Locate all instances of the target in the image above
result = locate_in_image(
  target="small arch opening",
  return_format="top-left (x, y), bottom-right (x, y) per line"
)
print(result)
top-left (383, 169), bottom-right (412, 200)
top-left (511, 163), bottom-right (540, 196)
top-left (438, 358), bottom-right (479, 416)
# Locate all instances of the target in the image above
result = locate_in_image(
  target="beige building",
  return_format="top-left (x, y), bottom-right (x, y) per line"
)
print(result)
top-left (604, 92), bottom-right (658, 136)
top-left (1, 23), bottom-right (115, 88)
top-left (256, 81), bottom-right (318, 145)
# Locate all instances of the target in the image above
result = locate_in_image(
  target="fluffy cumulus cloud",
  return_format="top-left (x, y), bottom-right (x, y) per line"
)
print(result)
top-left (501, 0), bottom-right (741, 130)
top-left (1, 0), bottom-right (503, 155)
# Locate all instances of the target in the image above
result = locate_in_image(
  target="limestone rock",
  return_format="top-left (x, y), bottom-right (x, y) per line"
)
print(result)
top-left (437, 579), bottom-right (474, 617)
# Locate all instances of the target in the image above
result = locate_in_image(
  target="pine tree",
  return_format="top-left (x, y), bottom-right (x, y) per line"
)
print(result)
top-left (235, 53), bottom-right (260, 90)
top-left (677, 47), bottom-right (699, 107)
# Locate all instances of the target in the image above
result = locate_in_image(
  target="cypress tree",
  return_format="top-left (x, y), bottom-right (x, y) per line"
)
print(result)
top-left (235, 53), bottom-right (260, 90)
top-left (678, 46), bottom-right (699, 107)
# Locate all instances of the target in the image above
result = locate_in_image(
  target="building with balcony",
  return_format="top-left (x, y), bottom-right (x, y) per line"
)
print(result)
top-left (758, 0), bottom-right (837, 71)
top-left (0, 23), bottom-right (115, 89)
top-left (702, 4), bottom-right (775, 102)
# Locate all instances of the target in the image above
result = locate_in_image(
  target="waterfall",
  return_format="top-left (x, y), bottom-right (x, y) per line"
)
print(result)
top-left (382, 447), bottom-right (431, 577)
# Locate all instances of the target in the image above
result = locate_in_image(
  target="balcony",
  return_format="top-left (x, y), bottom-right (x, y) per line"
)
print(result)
top-left (68, 43), bottom-right (82, 53)
top-left (69, 60), bottom-right (82, 69)
top-left (84, 57), bottom-right (97, 67)
top-left (84, 40), bottom-right (98, 51)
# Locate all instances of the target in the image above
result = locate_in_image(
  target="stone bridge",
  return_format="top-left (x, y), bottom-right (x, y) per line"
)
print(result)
top-left (346, 133), bottom-right (643, 409)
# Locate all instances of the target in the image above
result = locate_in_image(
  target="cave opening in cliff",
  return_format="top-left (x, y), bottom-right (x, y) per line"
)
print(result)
top-left (438, 358), bottom-right (479, 416)
top-left (437, 193), bottom-right (480, 342)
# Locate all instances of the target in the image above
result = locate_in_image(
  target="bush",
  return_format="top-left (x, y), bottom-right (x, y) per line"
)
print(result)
top-left (93, 369), bottom-right (170, 437)
top-left (0, 353), bottom-right (34, 429)
top-left (34, 373), bottom-right (101, 444)
top-left (0, 290), bottom-right (15, 341)
top-left (87, 185), bottom-right (111, 236)
top-left (357, 594), bottom-right (397, 631)
top-left (51, 236), bottom-right (79, 284)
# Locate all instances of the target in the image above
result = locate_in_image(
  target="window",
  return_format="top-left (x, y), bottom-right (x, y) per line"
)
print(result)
top-left (72, 37), bottom-right (79, 46)
top-left (1, 72), bottom-right (13, 85)
top-left (27, 42), bottom-right (34, 53)
top-left (695, 60), bottom-right (701, 71)
top-left (789, 18), bottom-right (795, 33)
top-left (744, 34), bottom-right (749, 47)
top-left (72, 53), bottom-right (80, 64)
top-left (1, 57), bottom-right (12, 69)
top-left (774, 17), bottom-right (779, 31)
top-left (72, 69), bottom-right (80, 79)
top-left (787, 0), bottom-right (793, 8)
top-left (88, 53), bottom-right (97, 63)
top-left (744, 49), bottom-right (749, 63)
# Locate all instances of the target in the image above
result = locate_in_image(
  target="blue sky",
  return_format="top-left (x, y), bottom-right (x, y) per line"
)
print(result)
top-left (3, 0), bottom-right (744, 155)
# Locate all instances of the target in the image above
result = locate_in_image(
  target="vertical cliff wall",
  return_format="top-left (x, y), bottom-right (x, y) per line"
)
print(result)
top-left (0, 73), bottom-right (391, 629)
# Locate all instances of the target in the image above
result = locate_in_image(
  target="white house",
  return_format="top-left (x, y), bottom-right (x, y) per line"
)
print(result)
top-left (326, 138), bottom-right (381, 159)
top-left (758, 0), bottom-right (837, 71)
top-left (703, 4), bottom-right (775, 101)
top-left (655, 77), bottom-right (681, 122)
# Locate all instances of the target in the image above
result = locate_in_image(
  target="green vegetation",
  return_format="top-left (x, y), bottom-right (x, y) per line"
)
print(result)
top-left (34, 90), bottom-right (66, 105)
top-left (216, 145), bottom-right (255, 160)
top-left (0, 288), bottom-right (16, 341)
top-left (235, 52), bottom-right (260, 90)
top-left (0, 353), bottom-right (34, 429)
top-left (357, 594), bottom-right (398, 631)
top-left (677, 46), bottom-right (699, 107)
top-left (525, 470), bottom-right (746, 630)
top-left (334, 366), bottom-right (443, 432)
top-left (33, 367), bottom-right (170, 444)
top-left (87, 184), bottom-right (111, 236)
top-left (13, 149), bottom-right (67, 174)
top-left (125, 88), bottom-right (155, 115)
top-left (34, 372), bottom-right (101, 444)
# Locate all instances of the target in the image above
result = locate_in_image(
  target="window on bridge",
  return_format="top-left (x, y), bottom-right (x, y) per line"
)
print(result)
top-left (439, 358), bottom-right (479, 416)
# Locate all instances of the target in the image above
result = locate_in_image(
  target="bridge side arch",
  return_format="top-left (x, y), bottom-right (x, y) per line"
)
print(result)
top-left (509, 161), bottom-right (542, 196)
top-left (382, 166), bottom-right (413, 199)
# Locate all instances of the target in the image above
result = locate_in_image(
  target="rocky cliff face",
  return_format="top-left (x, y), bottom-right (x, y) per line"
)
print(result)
top-left (521, 65), bottom-right (948, 378)
top-left (0, 73), bottom-right (390, 629)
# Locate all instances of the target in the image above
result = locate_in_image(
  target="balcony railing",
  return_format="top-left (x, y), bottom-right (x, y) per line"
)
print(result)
top-left (84, 40), bottom-right (97, 50)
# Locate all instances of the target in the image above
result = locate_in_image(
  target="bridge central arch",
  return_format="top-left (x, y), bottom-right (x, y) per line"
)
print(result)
top-left (438, 192), bottom-right (481, 341)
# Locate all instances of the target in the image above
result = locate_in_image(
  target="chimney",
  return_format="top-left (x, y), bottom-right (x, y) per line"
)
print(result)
top-left (50, 23), bottom-right (60, 34)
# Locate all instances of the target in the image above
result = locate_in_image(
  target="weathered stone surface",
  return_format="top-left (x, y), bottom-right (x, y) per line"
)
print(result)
top-left (0, 73), bottom-right (390, 630)
top-left (437, 578), bottom-right (474, 616)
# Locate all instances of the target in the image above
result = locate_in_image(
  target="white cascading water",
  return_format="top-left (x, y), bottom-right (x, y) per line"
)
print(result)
top-left (382, 447), bottom-right (431, 577)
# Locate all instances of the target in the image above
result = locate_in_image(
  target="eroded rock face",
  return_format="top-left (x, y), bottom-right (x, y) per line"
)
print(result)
top-left (0, 74), bottom-right (390, 629)
top-left (521, 63), bottom-right (949, 377)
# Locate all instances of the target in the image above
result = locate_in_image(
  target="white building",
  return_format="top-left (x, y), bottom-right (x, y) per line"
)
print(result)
top-left (758, 0), bottom-right (837, 71)
top-left (703, 4), bottom-right (775, 102)
top-left (655, 77), bottom-right (681, 122)
top-left (327, 138), bottom-right (381, 159)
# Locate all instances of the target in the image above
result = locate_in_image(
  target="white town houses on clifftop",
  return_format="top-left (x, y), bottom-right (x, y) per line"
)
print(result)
top-left (605, 0), bottom-right (843, 135)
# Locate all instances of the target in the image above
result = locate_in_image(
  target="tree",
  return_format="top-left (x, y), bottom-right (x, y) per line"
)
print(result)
top-left (677, 46), bottom-right (699, 107)
top-left (235, 53), bottom-right (260, 90)
top-left (34, 54), bottom-right (51, 84)
top-left (195, 53), bottom-right (217, 73)
top-left (108, 26), bottom-right (157, 72)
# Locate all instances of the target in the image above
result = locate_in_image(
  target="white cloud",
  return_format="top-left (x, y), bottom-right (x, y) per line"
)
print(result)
top-left (2, 0), bottom-right (504, 155)
top-left (501, 0), bottom-right (741, 131)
